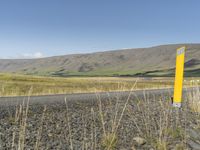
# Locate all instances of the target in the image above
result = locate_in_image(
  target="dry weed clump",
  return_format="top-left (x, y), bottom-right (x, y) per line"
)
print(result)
top-left (187, 84), bottom-right (200, 113)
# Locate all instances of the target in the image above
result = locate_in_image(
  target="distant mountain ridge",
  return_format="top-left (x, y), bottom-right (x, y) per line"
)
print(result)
top-left (1, 43), bottom-right (200, 77)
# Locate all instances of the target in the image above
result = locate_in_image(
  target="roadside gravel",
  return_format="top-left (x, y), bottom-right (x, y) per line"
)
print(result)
top-left (0, 89), bottom-right (200, 149)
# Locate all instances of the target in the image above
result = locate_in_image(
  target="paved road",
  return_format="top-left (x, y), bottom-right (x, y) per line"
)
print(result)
top-left (0, 87), bottom-right (195, 106)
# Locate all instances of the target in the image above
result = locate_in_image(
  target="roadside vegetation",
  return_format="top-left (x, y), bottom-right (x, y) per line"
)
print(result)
top-left (0, 73), bottom-right (177, 96)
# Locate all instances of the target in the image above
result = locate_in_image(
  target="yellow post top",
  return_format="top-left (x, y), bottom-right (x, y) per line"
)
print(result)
top-left (173, 46), bottom-right (185, 108)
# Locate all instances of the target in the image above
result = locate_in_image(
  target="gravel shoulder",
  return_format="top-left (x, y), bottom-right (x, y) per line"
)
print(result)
top-left (0, 88), bottom-right (200, 149)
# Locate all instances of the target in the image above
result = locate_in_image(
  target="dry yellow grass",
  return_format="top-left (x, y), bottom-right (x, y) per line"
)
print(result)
top-left (187, 82), bottom-right (200, 112)
top-left (0, 73), bottom-right (196, 96)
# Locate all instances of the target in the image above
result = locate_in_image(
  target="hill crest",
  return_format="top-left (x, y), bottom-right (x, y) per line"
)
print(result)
top-left (0, 43), bottom-right (200, 77)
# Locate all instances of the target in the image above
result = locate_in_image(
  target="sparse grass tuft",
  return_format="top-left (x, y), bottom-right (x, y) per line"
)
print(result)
top-left (101, 133), bottom-right (117, 150)
top-left (187, 84), bottom-right (200, 112)
top-left (155, 140), bottom-right (168, 150)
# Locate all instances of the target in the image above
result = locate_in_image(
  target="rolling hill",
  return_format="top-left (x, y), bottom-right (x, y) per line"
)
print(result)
top-left (1, 43), bottom-right (200, 77)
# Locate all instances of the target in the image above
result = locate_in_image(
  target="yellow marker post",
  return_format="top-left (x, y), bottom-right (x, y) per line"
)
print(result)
top-left (173, 46), bottom-right (185, 108)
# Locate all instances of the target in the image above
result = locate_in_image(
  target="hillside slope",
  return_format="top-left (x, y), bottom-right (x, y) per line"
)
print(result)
top-left (0, 44), bottom-right (200, 76)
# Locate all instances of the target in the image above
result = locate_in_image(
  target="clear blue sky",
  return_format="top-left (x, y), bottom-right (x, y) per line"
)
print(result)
top-left (0, 0), bottom-right (199, 58)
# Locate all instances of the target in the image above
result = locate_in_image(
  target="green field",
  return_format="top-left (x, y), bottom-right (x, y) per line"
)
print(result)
top-left (0, 73), bottom-right (181, 96)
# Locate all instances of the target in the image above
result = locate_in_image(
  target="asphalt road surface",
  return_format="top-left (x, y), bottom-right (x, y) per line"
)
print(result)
top-left (0, 87), bottom-right (195, 106)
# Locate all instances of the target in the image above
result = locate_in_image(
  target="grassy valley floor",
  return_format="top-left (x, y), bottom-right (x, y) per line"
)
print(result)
top-left (0, 73), bottom-right (197, 97)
